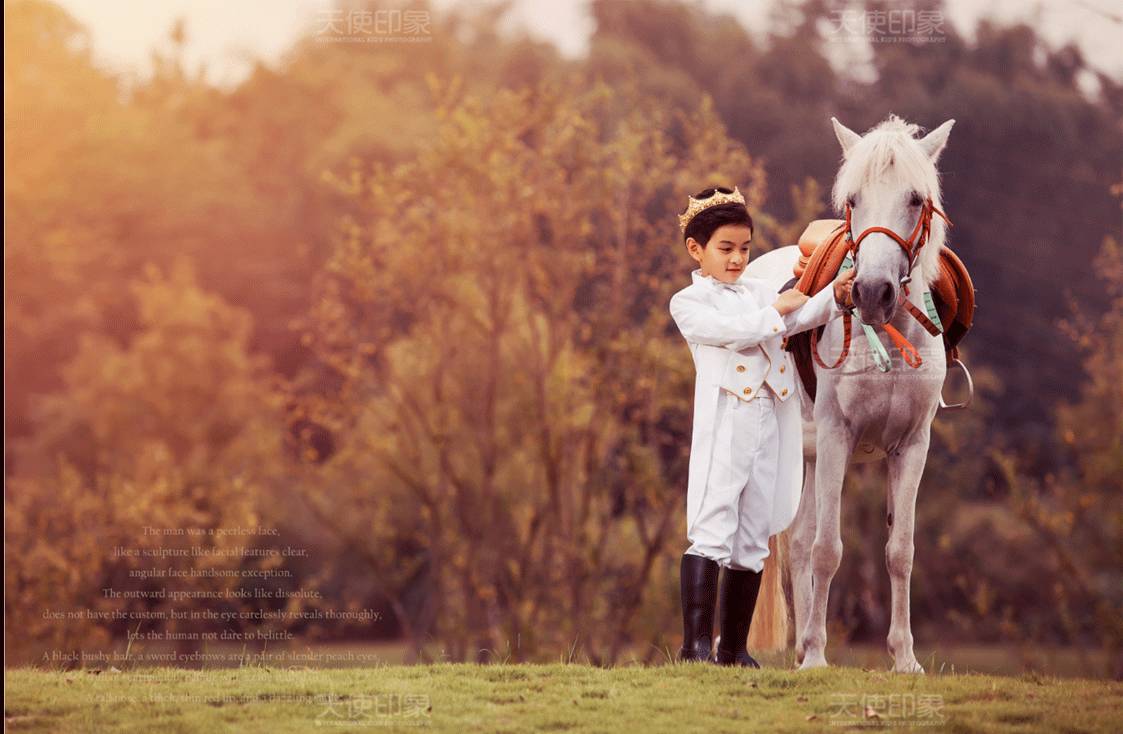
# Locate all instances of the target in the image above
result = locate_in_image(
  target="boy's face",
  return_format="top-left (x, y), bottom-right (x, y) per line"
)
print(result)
top-left (686, 224), bottom-right (752, 284)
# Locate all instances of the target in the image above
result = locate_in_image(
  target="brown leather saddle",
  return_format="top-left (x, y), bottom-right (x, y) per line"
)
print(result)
top-left (782, 219), bottom-right (976, 401)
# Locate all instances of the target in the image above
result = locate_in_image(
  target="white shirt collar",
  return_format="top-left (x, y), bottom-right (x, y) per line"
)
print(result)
top-left (691, 268), bottom-right (749, 293)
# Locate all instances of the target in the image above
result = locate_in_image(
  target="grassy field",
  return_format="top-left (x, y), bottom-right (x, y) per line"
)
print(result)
top-left (6, 661), bottom-right (1122, 733)
top-left (8, 639), bottom-right (1111, 678)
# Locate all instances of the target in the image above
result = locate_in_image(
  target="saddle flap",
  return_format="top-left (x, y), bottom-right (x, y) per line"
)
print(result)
top-left (931, 247), bottom-right (976, 357)
top-left (795, 220), bottom-right (846, 280)
top-left (795, 221), bottom-right (850, 295)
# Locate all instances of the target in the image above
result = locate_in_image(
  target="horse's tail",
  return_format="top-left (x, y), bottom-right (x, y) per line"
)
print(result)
top-left (749, 533), bottom-right (791, 652)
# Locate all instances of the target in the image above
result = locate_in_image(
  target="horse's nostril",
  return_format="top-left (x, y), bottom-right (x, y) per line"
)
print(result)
top-left (879, 282), bottom-right (893, 306)
top-left (875, 281), bottom-right (893, 305)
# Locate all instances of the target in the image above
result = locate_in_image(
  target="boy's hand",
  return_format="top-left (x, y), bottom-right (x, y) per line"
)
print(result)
top-left (833, 268), bottom-right (856, 308)
top-left (773, 289), bottom-right (810, 316)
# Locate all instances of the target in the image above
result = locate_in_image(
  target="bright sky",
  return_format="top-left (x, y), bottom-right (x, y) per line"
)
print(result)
top-left (50, 0), bottom-right (1123, 88)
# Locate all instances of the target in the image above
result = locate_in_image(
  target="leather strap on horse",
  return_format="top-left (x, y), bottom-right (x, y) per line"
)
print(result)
top-left (811, 312), bottom-right (851, 369)
top-left (784, 210), bottom-right (976, 400)
top-left (839, 199), bottom-right (951, 369)
top-left (883, 323), bottom-right (923, 368)
top-left (901, 296), bottom-right (942, 337)
top-left (845, 199), bottom-right (951, 277)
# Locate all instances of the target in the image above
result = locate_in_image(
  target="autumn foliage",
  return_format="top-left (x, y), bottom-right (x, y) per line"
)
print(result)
top-left (4, 0), bottom-right (1120, 671)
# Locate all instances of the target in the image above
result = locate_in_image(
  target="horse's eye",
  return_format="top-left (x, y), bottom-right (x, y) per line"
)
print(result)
top-left (909, 192), bottom-right (924, 207)
top-left (846, 196), bottom-right (857, 208)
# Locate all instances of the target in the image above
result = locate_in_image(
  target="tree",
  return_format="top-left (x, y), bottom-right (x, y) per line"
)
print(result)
top-left (5, 260), bottom-right (287, 658)
top-left (293, 79), bottom-right (766, 662)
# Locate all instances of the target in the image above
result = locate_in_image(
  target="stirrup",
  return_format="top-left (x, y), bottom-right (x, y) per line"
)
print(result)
top-left (939, 357), bottom-right (973, 410)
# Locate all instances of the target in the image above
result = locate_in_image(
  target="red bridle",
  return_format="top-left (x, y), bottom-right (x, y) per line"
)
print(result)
top-left (843, 198), bottom-right (951, 280)
top-left (811, 198), bottom-right (953, 370)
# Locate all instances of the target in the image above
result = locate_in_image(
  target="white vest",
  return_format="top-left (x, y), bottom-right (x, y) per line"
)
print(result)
top-left (669, 269), bottom-right (843, 536)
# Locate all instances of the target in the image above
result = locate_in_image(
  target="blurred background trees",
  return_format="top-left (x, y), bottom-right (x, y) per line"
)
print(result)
top-left (6, 260), bottom-right (285, 656)
top-left (4, 0), bottom-right (1120, 672)
top-left (291, 79), bottom-right (764, 662)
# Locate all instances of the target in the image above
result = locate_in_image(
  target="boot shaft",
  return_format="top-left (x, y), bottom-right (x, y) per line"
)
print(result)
top-left (678, 553), bottom-right (719, 662)
top-left (715, 567), bottom-right (763, 667)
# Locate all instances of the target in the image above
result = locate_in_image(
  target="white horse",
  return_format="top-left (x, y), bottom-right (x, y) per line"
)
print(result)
top-left (747, 114), bottom-right (955, 673)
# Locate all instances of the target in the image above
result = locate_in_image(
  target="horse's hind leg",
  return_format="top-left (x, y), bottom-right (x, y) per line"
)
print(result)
top-left (885, 428), bottom-right (931, 674)
top-left (789, 459), bottom-right (817, 665)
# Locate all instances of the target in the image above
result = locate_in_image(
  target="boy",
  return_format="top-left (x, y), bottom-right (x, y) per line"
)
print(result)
top-left (669, 187), bottom-right (854, 666)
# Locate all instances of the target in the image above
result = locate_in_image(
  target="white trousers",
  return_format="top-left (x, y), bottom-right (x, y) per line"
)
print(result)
top-left (685, 386), bottom-right (780, 572)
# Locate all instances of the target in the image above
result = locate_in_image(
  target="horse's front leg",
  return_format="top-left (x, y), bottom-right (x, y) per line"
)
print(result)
top-left (885, 427), bottom-right (931, 674)
top-left (790, 459), bottom-right (817, 666)
top-left (798, 416), bottom-right (856, 670)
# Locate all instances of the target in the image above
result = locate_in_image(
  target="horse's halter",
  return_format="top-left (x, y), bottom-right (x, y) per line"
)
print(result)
top-left (811, 197), bottom-right (954, 371)
top-left (843, 197), bottom-right (951, 286)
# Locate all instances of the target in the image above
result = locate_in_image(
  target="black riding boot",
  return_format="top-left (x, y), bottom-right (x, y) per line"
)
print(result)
top-left (678, 553), bottom-right (719, 662)
top-left (713, 567), bottom-right (763, 667)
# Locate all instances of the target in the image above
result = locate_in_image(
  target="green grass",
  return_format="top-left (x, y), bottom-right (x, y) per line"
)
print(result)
top-left (5, 661), bottom-right (1122, 733)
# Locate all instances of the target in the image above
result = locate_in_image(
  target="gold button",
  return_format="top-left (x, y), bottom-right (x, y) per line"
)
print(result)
top-left (772, 326), bottom-right (779, 332)
top-left (736, 365), bottom-right (746, 373)
top-left (781, 388), bottom-right (788, 396)
top-left (743, 387), bottom-right (752, 395)
top-left (779, 365), bottom-right (785, 373)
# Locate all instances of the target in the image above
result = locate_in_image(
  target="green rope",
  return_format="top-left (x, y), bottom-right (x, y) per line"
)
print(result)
top-left (923, 290), bottom-right (943, 333)
top-left (840, 254), bottom-right (892, 372)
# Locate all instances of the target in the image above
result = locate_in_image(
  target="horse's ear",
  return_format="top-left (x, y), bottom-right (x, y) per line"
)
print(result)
top-left (918, 119), bottom-right (955, 162)
top-left (831, 117), bottom-right (861, 156)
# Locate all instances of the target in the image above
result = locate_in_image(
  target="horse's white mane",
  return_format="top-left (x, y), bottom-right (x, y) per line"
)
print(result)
top-left (831, 115), bottom-right (946, 288)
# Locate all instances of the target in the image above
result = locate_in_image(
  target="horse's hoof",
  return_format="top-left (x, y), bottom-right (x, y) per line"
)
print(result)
top-left (798, 654), bottom-right (828, 670)
top-left (893, 659), bottom-right (925, 674)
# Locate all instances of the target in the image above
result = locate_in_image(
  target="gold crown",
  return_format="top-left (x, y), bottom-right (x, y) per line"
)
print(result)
top-left (678, 187), bottom-right (746, 233)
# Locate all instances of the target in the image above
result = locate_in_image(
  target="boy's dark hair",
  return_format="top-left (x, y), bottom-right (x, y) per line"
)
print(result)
top-left (682, 187), bottom-right (754, 245)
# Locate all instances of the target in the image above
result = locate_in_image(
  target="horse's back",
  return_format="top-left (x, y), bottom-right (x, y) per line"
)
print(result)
top-left (746, 245), bottom-right (801, 289)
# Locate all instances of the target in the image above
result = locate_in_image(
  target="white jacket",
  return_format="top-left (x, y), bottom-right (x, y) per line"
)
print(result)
top-left (669, 268), bottom-right (843, 537)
